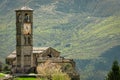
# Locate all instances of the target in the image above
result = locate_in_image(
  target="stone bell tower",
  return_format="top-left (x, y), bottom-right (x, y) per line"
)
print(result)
top-left (15, 6), bottom-right (33, 73)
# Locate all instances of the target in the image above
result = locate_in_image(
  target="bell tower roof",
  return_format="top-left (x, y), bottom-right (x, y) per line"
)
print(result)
top-left (16, 6), bottom-right (33, 11)
top-left (21, 6), bottom-right (33, 10)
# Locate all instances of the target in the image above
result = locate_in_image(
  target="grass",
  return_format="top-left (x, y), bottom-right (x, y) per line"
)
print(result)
top-left (0, 73), bottom-right (5, 78)
top-left (14, 77), bottom-right (47, 80)
top-left (14, 77), bottom-right (37, 80)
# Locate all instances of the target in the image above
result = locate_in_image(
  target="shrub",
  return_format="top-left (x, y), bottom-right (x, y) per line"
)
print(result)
top-left (37, 60), bottom-right (70, 80)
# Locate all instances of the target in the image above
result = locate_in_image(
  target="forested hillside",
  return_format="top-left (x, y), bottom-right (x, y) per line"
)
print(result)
top-left (0, 0), bottom-right (120, 80)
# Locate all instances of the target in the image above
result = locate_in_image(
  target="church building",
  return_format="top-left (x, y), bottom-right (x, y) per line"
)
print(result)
top-left (6, 6), bottom-right (79, 80)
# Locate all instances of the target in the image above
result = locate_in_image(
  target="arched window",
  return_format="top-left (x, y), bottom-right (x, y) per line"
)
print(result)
top-left (28, 36), bottom-right (31, 45)
top-left (18, 14), bottom-right (22, 22)
top-left (24, 35), bottom-right (31, 45)
top-left (24, 13), bottom-right (30, 22)
top-left (24, 36), bottom-right (27, 45)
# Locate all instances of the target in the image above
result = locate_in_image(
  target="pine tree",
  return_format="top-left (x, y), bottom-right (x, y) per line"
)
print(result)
top-left (106, 60), bottom-right (120, 80)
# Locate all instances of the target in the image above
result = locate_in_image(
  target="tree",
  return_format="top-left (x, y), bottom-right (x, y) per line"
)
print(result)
top-left (106, 60), bottom-right (120, 80)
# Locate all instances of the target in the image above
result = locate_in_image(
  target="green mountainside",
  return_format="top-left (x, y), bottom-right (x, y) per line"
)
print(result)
top-left (0, 0), bottom-right (120, 80)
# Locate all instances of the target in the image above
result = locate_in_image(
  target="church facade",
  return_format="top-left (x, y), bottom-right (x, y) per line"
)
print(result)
top-left (6, 6), bottom-right (80, 80)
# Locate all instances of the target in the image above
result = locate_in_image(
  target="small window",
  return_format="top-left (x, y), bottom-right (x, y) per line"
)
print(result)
top-left (47, 54), bottom-right (52, 58)
top-left (17, 65), bottom-right (21, 67)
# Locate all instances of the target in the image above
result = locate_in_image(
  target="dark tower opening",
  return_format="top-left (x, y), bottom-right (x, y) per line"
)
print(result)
top-left (24, 13), bottom-right (30, 22)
